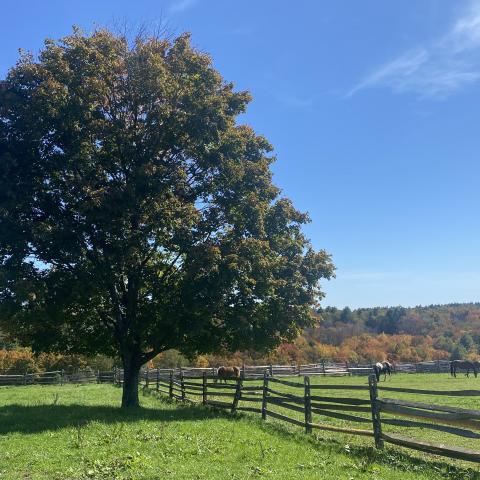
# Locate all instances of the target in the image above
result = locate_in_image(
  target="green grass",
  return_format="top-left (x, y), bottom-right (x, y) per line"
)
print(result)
top-left (183, 373), bottom-right (480, 469)
top-left (0, 382), bottom-right (479, 479)
top-left (262, 373), bottom-right (480, 447)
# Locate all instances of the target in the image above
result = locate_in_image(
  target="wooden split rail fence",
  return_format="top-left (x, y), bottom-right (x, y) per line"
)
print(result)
top-left (0, 359), bottom-right (453, 386)
top-left (135, 360), bottom-right (453, 380)
top-left (0, 369), bottom-right (114, 386)
top-left (373, 382), bottom-right (480, 462)
top-left (1, 364), bottom-right (478, 463)
top-left (138, 370), bottom-right (480, 464)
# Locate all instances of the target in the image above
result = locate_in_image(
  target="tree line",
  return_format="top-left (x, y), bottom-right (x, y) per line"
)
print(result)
top-left (3, 302), bottom-right (477, 374)
top-left (152, 303), bottom-right (480, 366)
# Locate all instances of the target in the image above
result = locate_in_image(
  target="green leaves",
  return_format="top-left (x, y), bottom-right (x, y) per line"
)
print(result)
top-left (0, 28), bottom-right (334, 370)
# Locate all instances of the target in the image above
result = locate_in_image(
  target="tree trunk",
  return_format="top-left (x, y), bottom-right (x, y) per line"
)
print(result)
top-left (121, 357), bottom-right (141, 408)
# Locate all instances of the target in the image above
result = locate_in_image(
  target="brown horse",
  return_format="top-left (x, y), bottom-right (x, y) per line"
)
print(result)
top-left (450, 360), bottom-right (478, 378)
top-left (216, 366), bottom-right (240, 383)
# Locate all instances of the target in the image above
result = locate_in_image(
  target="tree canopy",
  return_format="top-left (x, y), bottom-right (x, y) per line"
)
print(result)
top-left (0, 28), bottom-right (334, 406)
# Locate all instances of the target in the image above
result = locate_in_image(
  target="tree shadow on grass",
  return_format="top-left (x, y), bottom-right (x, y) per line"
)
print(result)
top-left (2, 389), bottom-right (479, 479)
top-left (0, 397), bottom-right (228, 436)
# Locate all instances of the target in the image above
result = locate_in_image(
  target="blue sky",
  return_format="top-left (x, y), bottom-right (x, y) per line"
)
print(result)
top-left (1, 1), bottom-right (480, 308)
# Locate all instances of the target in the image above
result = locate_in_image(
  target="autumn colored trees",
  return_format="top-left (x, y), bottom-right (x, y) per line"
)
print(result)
top-left (2, 303), bottom-right (478, 374)
top-left (152, 303), bottom-right (480, 366)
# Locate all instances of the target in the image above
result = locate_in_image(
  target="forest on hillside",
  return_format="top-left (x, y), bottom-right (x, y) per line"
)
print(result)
top-left (139, 303), bottom-right (480, 368)
top-left (1, 303), bottom-right (480, 373)
top-left (309, 303), bottom-right (480, 360)
top-left (191, 303), bottom-right (480, 367)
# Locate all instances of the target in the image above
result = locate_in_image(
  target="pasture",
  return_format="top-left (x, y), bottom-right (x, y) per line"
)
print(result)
top-left (147, 370), bottom-right (480, 467)
top-left (0, 379), bottom-right (478, 479)
top-left (231, 373), bottom-right (480, 451)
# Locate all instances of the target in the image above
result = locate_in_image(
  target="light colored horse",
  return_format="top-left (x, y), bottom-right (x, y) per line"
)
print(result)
top-left (373, 361), bottom-right (393, 381)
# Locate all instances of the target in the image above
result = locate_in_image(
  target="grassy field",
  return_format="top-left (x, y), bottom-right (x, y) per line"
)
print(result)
top-left (0, 382), bottom-right (479, 479)
top-left (235, 373), bottom-right (480, 452)
top-left (173, 372), bottom-right (480, 469)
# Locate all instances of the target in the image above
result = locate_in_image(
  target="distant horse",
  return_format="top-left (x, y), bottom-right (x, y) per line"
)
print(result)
top-left (215, 366), bottom-right (240, 384)
top-left (450, 360), bottom-right (478, 378)
top-left (373, 361), bottom-right (393, 382)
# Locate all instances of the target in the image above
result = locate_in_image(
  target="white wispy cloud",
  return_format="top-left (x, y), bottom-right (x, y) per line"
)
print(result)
top-left (348, 0), bottom-right (480, 98)
top-left (168, 0), bottom-right (197, 15)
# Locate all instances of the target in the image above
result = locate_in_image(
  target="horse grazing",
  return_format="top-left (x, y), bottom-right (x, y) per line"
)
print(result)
top-left (373, 361), bottom-right (393, 382)
top-left (215, 366), bottom-right (241, 384)
top-left (450, 360), bottom-right (478, 378)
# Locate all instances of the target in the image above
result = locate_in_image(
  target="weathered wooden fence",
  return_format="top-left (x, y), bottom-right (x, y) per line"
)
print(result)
top-left (0, 369), bottom-right (113, 386)
top-left (0, 359), bottom-right (455, 386)
top-left (374, 383), bottom-right (480, 462)
top-left (137, 359), bottom-right (453, 380)
top-left (1, 362), bottom-right (479, 463)
top-left (139, 370), bottom-right (480, 464)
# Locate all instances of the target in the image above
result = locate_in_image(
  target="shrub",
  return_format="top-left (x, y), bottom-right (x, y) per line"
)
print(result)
top-left (0, 348), bottom-right (39, 374)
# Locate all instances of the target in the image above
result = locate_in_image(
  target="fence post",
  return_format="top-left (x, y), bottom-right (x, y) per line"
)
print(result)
top-left (304, 375), bottom-right (312, 434)
top-left (180, 371), bottom-right (185, 401)
top-left (261, 371), bottom-right (269, 420)
top-left (202, 371), bottom-right (208, 405)
top-left (321, 359), bottom-right (326, 374)
top-left (232, 375), bottom-right (243, 413)
top-left (368, 374), bottom-right (383, 449)
top-left (156, 368), bottom-right (160, 391)
top-left (269, 364), bottom-right (273, 376)
top-left (169, 371), bottom-right (174, 399)
top-left (60, 369), bottom-right (64, 386)
top-left (145, 368), bottom-right (149, 389)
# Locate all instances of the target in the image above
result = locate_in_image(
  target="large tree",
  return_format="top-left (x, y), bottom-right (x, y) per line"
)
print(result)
top-left (0, 29), bottom-right (334, 407)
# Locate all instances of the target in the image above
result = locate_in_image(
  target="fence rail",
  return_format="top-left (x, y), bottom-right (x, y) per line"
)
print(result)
top-left (137, 370), bottom-right (480, 465)
top-left (0, 369), bottom-right (114, 386)
top-left (138, 359), bottom-right (453, 379)
top-left (1, 361), bottom-right (479, 464)
top-left (0, 359), bottom-right (456, 386)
